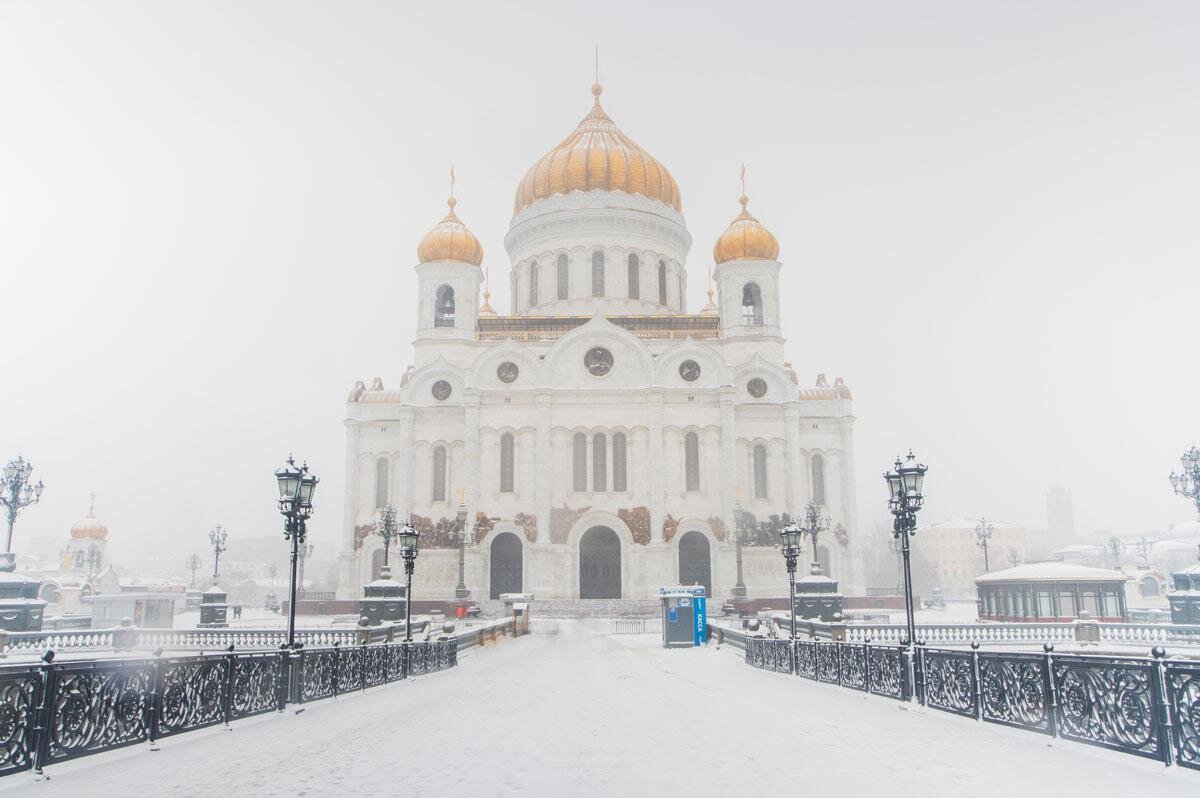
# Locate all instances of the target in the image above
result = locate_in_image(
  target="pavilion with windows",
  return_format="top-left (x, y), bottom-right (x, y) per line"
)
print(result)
top-left (975, 562), bottom-right (1129, 622)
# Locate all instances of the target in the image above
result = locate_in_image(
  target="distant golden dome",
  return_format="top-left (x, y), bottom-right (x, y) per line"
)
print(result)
top-left (70, 494), bottom-right (108, 541)
top-left (417, 196), bottom-right (483, 266)
top-left (713, 194), bottom-right (779, 265)
top-left (514, 84), bottom-right (682, 215)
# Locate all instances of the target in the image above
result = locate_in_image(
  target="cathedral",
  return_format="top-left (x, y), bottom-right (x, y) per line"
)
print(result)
top-left (335, 81), bottom-right (861, 603)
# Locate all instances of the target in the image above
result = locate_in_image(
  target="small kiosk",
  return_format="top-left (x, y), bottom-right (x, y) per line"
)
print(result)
top-left (659, 586), bottom-right (706, 648)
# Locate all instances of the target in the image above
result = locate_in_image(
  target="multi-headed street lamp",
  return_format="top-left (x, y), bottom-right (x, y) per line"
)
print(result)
top-left (374, 504), bottom-right (399, 578)
top-left (1107, 536), bottom-right (1126, 569)
top-left (0, 456), bottom-right (44, 570)
top-left (778, 522), bottom-right (803, 641)
top-left (797, 500), bottom-right (830, 572)
top-left (454, 493), bottom-right (470, 600)
top-left (975, 518), bottom-right (993, 573)
top-left (208, 524), bottom-right (228, 583)
top-left (884, 451), bottom-right (928, 649)
top-left (275, 455), bottom-right (318, 648)
top-left (731, 493), bottom-right (748, 599)
top-left (85, 542), bottom-right (103, 587)
top-left (186, 553), bottom-right (201, 588)
top-left (396, 522), bottom-right (421, 642)
top-left (1170, 446), bottom-right (1200, 514)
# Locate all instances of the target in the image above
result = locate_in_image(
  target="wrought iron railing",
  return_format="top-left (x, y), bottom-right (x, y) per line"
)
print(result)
top-left (730, 627), bottom-right (1199, 771)
top-left (0, 637), bottom-right (460, 778)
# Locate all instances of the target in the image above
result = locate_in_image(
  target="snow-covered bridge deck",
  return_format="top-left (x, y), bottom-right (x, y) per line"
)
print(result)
top-left (8, 623), bottom-right (1193, 797)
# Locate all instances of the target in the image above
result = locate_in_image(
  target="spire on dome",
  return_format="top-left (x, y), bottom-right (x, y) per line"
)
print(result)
top-left (699, 266), bottom-right (718, 316)
top-left (417, 167), bottom-right (484, 266)
top-left (713, 165), bottom-right (780, 265)
top-left (479, 266), bottom-right (497, 317)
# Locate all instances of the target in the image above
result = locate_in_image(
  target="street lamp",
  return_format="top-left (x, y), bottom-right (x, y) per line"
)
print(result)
top-left (797, 500), bottom-right (830, 572)
top-left (185, 553), bottom-right (201, 588)
top-left (0, 455), bottom-right (44, 571)
top-left (975, 518), bottom-right (994, 573)
top-left (396, 521), bottom-right (421, 643)
top-left (208, 524), bottom-right (228, 584)
top-left (374, 505), bottom-right (398, 578)
top-left (884, 450), bottom-right (928, 649)
top-left (1107, 536), bottom-right (1126, 569)
top-left (731, 491), bottom-right (748, 599)
top-left (85, 542), bottom-right (103, 587)
top-left (297, 543), bottom-right (313, 598)
top-left (1170, 446), bottom-right (1200, 514)
top-left (454, 491), bottom-right (470, 600)
top-left (275, 455), bottom-right (318, 648)
top-left (778, 521), bottom-right (803, 640)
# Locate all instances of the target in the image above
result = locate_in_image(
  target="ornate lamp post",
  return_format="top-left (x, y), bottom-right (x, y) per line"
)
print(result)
top-left (797, 500), bottom-right (830, 570)
top-left (274, 455), bottom-right (318, 648)
top-left (778, 522), bottom-right (803, 640)
top-left (85, 542), bottom-right (103, 587)
top-left (297, 543), bottom-right (313, 598)
top-left (731, 493), bottom-right (748, 600)
top-left (975, 518), bottom-right (993, 573)
top-left (208, 524), bottom-right (228, 583)
top-left (396, 522), bottom-right (421, 643)
top-left (1135, 535), bottom-right (1154, 567)
top-left (884, 451), bottom-right (928, 648)
top-left (1107, 536), bottom-right (1126, 568)
top-left (454, 493), bottom-right (470, 600)
top-left (1170, 446), bottom-right (1200, 514)
top-left (186, 553), bottom-right (201, 588)
top-left (374, 505), bottom-right (398, 578)
top-left (0, 455), bottom-right (44, 571)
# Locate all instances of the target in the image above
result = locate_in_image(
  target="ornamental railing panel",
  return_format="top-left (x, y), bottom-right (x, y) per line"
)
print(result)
top-left (866, 645), bottom-right (907, 700)
top-left (978, 651), bottom-right (1053, 735)
top-left (155, 655), bottom-right (227, 740)
top-left (1165, 660), bottom-right (1200, 770)
top-left (1050, 654), bottom-right (1166, 762)
top-left (920, 648), bottom-right (978, 718)
top-left (44, 660), bottom-right (155, 764)
top-left (0, 666), bottom-right (40, 777)
top-left (794, 640), bottom-right (818, 679)
top-left (745, 638), bottom-right (792, 674)
top-left (837, 643), bottom-right (868, 692)
top-left (815, 642), bottom-right (840, 684)
top-left (336, 645), bottom-right (364, 693)
top-left (298, 648), bottom-right (337, 703)
top-left (228, 652), bottom-right (283, 721)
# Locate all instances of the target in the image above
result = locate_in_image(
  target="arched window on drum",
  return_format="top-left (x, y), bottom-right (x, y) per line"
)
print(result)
top-left (556, 253), bottom-right (569, 300)
top-left (810, 453), bottom-right (827, 506)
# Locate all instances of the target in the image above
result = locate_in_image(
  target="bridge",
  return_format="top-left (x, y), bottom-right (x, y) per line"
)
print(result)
top-left (0, 621), bottom-right (1195, 796)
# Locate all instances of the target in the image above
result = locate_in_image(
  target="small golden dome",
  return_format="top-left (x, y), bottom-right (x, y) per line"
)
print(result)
top-left (514, 83), bottom-right (682, 215)
top-left (70, 494), bottom-right (108, 541)
top-left (417, 195), bottom-right (483, 267)
top-left (713, 194), bottom-right (779, 265)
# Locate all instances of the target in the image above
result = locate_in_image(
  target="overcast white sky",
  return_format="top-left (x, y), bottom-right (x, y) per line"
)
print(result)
top-left (1, 1), bottom-right (1198, 566)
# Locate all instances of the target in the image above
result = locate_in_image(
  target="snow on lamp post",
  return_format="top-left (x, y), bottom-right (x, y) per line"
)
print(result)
top-left (186, 553), bottom-right (201, 588)
top-left (778, 522), bottom-right (803, 640)
top-left (275, 455), bottom-right (318, 649)
top-left (396, 522), bottom-right (421, 643)
top-left (374, 505), bottom-right (398, 579)
top-left (798, 500), bottom-right (830, 573)
top-left (975, 518), bottom-right (993, 573)
top-left (454, 490), bottom-right (470, 600)
top-left (1170, 445), bottom-right (1200, 515)
top-left (885, 451), bottom-right (927, 650)
top-left (0, 455), bottom-right (44, 572)
top-left (208, 524), bottom-right (228, 583)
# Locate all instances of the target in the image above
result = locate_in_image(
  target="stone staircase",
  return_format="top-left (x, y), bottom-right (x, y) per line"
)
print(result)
top-left (477, 599), bottom-right (660, 619)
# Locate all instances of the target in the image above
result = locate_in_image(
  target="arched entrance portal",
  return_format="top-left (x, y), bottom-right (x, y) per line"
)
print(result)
top-left (579, 526), bottom-right (621, 599)
top-left (489, 533), bottom-right (523, 599)
top-left (678, 531), bottom-right (712, 597)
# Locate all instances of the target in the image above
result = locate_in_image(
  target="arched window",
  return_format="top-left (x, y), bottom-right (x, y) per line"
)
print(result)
top-left (529, 262), bottom-right (539, 307)
top-left (573, 433), bottom-right (588, 493)
top-left (593, 432), bottom-right (607, 492)
top-left (432, 446), bottom-right (447, 502)
top-left (627, 254), bottom-right (640, 299)
top-left (811, 453), bottom-right (826, 506)
top-left (591, 251), bottom-right (605, 296)
top-left (500, 433), bottom-right (515, 494)
top-left (658, 260), bottom-right (667, 304)
top-left (434, 285), bottom-right (455, 327)
top-left (557, 253), bottom-right (569, 300)
top-left (612, 432), bottom-right (627, 492)
top-left (374, 457), bottom-right (390, 508)
top-left (684, 431), bottom-right (700, 492)
top-left (741, 282), bottom-right (763, 326)
top-left (753, 445), bottom-right (768, 500)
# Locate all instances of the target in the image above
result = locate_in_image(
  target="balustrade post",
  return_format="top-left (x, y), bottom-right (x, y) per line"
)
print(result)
top-left (280, 647), bottom-right (295, 710)
top-left (147, 649), bottom-right (163, 750)
top-left (900, 645), bottom-right (913, 702)
top-left (332, 642), bottom-right (341, 698)
top-left (1042, 643), bottom-right (1059, 739)
top-left (222, 645), bottom-right (235, 727)
top-left (970, 642), bottom-right (982, 721)
top-left (864, 638), bottom-right (872, 693)
top-left (32, 650), bottom-right (56, 776)
top-left (360, 638), bottom-right (368, 693)
top-left (1150, 647), bottom-right (1174, 766)
top-left (913, 643), bottom-right (927, 706)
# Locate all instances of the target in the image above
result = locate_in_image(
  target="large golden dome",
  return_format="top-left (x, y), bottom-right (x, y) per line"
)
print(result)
top-left (514, 84), bottom-right (682, 215)
top-left (417, 196), bottom-right (483, 266)
top-left (713, 194), bottom-right (779, 264)
top-left (70, 494), bottom-right (108, 541)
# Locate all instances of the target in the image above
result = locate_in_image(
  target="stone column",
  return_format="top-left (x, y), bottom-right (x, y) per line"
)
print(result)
top-left (784, 403), bottom-right (803, 516)
top-left (535, 393), bottom-right (552, 545)
top-left (719, 388), bottom-right (737, 538)
top-left (648, 392), bottom-right (665, 541)
top-left (397, 408), bottom-right (415, 517)
top-left (464, 393), bottom-right (481, 530)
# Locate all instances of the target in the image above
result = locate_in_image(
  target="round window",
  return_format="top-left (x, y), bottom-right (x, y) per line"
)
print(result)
top-left (584, 347), bottom-right (614, 377)
top-left (431, 380), bottom-right (452, 401)
top-left (497, 362), bottom-right (519, 384)
top-left (747, 378), bottom-right (768, 398)
top-left (678, 359), bottom-right (701, 382)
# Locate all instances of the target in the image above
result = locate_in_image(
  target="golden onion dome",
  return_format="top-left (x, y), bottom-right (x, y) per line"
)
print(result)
top-left (417, 196), bottom-right (483, 267)
top-left (713, 194), bottom-right (779, 265)
top-left (70, 494), bottom-right (108, 541)
top-left (513, 83), bottom-right (682, 215)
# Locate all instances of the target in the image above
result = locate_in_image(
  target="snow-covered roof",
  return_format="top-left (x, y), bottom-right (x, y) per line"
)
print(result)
top-left (975, 562), bottom-right (1130, 584)
top-left (923, 518), bottom-right (1025, 532)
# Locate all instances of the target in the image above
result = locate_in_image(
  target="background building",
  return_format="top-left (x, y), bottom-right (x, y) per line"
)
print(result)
top-left (920, 518), bottom-right (1027, 597)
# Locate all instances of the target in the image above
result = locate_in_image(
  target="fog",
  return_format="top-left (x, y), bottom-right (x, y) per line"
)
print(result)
top-left (1, 1), bottom-right (1197, 571)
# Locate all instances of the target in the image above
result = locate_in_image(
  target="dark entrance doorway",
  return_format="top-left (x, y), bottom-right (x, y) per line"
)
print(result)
top-left (579, 526), bottom-right (621, 599)
top-left (678, 530), bottom-right (712, 596)
top-left (489, 532), bottom-right (523, 599)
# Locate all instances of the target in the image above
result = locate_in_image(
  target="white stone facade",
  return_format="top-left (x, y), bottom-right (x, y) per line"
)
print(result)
top-left (336, 108), bottom-right (860, 603)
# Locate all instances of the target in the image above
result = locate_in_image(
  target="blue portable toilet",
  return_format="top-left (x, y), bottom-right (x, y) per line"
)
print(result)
top-left (659, 586), bottom-right (707, 648)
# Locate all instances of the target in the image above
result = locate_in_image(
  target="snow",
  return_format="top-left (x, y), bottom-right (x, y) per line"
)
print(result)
top-left (8, 622), bottom-right (1194, 797)
top-left (975, 562), bottom-right (1129, 582)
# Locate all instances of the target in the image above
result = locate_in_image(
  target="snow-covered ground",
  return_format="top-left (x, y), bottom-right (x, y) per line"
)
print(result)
top-left (9, 622), bottom-right (1193, 797)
